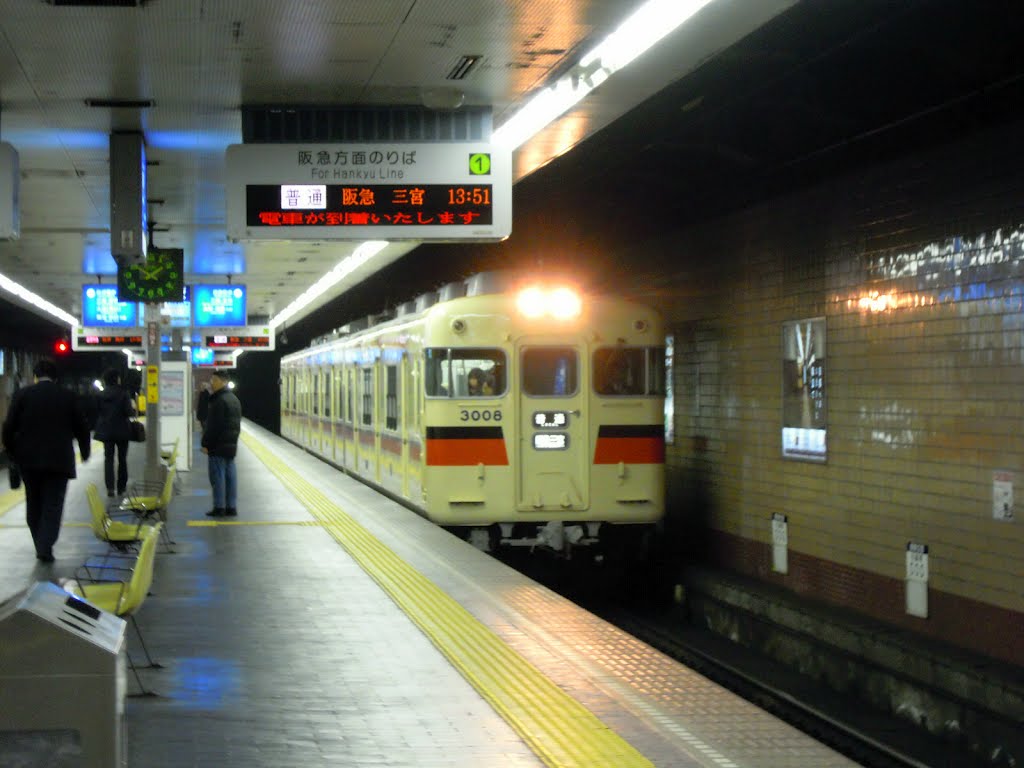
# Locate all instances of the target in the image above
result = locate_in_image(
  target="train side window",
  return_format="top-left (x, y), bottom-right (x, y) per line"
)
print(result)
top-left (360, 367), bottom-right (373, 426)
top-left (385, 365), bottom-right (399, 431)
top-left (312, 371), bottom-right (320, 415)
top-left (346, 369), bottom-right (354, 423)
top-left (324, 370), bottom-right (332, 418)
top-left (424, 348), bottom-right (451, 397)
top-left (647, 347), bottom-right (666, 396)
top-left (522, 347), bottom-right (578, 396)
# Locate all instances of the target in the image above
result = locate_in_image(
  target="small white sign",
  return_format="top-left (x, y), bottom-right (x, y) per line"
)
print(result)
top-left (905, 541), bottom-right (929, 618)
top-left (771, 513), bottom-right (788, 574)
top-left (281, 184), bottom-right (327, 210)
top-left (993, 471), bottom-right (1014, 521)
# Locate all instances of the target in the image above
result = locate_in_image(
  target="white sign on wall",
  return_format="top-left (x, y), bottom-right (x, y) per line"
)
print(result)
top-left (993, 471), bottom-right (1014, 521)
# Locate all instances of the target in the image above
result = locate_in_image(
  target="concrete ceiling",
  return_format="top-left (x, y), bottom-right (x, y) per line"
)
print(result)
top-left (0, 0), bottom-right (794, 334)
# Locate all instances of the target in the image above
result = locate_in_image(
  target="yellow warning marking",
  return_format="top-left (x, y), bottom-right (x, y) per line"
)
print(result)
top-left (187, 519), bottom-right (323, 527)
top-left (1, 443), bottom-right (99, 519)
top-left (241, 429), bottom-right (653, 768)
top-left (0, 487), bottom-right (25, 519)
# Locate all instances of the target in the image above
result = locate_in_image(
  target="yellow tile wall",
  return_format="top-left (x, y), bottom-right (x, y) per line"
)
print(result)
top-left (654, 196), bottom-right (1024, 620)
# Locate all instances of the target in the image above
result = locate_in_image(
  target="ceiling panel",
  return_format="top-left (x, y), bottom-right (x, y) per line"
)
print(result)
top-left (0, 0), bottom-right (792, 332)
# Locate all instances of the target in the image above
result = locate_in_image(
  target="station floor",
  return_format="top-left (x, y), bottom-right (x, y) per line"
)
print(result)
top-left (0, 422), bottom-right (863, 767)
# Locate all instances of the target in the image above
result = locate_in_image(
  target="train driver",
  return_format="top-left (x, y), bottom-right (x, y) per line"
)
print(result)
top-left (467, 367), bottom-right (494, 396)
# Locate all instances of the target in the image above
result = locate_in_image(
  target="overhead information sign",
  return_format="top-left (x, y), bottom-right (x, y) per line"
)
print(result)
top-left (203, 325), bottom-right (274, 351)
top-left (226, 142), bottom-right (511, 242)
top-left (73, 332), bottom-right (143, 351)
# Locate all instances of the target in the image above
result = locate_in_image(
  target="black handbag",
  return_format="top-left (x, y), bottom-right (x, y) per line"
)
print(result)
top-left (129, 420), bottom-right (146, 443)
top-left (8, 462), bottom-right (20, 490)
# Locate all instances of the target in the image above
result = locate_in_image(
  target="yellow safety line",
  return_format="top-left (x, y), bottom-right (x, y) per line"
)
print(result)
top-left (187, 519), bottom-right (324, 527)
top-left (0, 487), bottom-right (25, 519)
top-left (241, 430), bottom-right (652, 768)
top-left (1, 442), bottom-right (99, 519)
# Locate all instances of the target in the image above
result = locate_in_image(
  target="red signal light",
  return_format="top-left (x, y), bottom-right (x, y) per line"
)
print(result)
top-left (54, 339), bottom-right (70, 355)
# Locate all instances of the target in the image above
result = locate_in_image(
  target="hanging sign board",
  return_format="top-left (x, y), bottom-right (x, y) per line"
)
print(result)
top-left (226, 142), bottom-right (511, 242)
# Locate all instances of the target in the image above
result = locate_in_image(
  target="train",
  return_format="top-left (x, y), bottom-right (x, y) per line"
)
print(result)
top-left (279, 271), bottom-right (666, 557)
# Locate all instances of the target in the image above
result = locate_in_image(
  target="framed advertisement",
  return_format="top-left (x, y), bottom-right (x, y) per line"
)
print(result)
top-left (781, 317), bottom-right (826, 462)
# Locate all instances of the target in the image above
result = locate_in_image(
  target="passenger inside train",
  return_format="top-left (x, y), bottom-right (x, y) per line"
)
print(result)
top-left (466, 367), bottom-right (494, 396)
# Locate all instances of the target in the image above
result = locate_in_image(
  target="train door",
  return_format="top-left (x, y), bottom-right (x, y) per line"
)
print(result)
top-left (345, 367), bottom-right (356, 471)
top-left (516, 342), bottom-right (590, 511)
top-left (299, 369), bottom-right (310, 446)
top-left (399, 354), bottom-right (411, 498)
top-left (380, 359), bottom-right (402, 494)
top-left (324, 367), bottom-right (335, 461)
top-left (356, 363), bottom-right (378, 478)
top-left (311, 368), bottom-right (320, 452)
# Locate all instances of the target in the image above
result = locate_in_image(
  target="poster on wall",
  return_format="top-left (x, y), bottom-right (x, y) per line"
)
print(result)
top-left (160, 370), bottom-right (185, 416)
top-left (781, 317), bottom-right (826, 462)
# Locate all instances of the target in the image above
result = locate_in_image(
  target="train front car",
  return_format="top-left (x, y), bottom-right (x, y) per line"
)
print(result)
top-left (421, 275), bottom-right (666, 556)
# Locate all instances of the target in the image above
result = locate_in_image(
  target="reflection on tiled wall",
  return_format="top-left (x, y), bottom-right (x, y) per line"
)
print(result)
top-left (646, 126), bottom-right (1024, 666)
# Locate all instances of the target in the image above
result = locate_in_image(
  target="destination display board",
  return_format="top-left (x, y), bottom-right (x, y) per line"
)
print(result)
top-left (72, 332), bottom-right (143, 351)
top-left (226, 142), bottom-right (511, 242)
top-left (203, 325), bottom-right (274, 351)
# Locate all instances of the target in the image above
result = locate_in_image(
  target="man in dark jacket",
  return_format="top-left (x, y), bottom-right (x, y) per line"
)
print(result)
top-left (1, 358), bottom-right (91, 562)
top-left (202, 370), bottom-right (242, 517)
top-left (94, 367), bottom-right (135, 497)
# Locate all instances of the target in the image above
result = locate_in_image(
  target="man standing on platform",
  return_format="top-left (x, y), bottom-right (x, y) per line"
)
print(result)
top-left (202, 370), bottom-right (241, 518)
top-left (1, 358), bottom-right (91, 562)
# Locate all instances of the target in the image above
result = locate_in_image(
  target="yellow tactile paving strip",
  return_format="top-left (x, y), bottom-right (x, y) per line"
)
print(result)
top-left (0, 443), bottom-right (98, 520)
top-left (239, 429), bottom-right (653, 768)
top-left (0, 487), bottom-right (24, 519)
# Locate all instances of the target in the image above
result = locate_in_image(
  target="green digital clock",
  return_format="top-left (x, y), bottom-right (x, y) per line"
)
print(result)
top-left (117, 247), bottom-right (184, 302)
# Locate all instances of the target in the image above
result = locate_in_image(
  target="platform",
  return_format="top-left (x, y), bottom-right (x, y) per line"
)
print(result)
top-left (0, 423), bottom-right (861, 767)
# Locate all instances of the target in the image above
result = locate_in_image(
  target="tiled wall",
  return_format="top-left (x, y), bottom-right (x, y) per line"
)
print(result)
top-left (644, 121), bottom-right (1024, 666)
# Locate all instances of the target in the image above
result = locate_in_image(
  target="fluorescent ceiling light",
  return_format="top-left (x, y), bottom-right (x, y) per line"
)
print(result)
top-left (493, 0), bottom-right (716, 150)
top-left (269, 240), bottom-right (389, 329)
top-left (0, 270), bottom-right (78, 327)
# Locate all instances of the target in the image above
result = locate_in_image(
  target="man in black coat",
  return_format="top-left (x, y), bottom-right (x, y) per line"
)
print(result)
top-left (94, 367), bottom-right (135, 497)
top-left (201, 370), bottom-right (242, 517)
top-left (1, 358), bottom-right (91, 562)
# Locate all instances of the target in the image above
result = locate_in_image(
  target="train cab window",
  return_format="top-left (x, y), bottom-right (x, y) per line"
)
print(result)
top-left (360, 367), bottom-right (373, 426)
top-left (522, 347), bottom-right (578, 396)
top-left (594, 347), bottom-right (666, 396)
top-left (385, 365), bottom-right (399, 430)
top-left (425, 348), bottom-right (506, 398)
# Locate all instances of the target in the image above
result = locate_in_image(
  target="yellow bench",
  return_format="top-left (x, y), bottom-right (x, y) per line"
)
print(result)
top-left (86, 483), bottom-right (151, 552)
top-left (159, 437), bottom-right (179, 466)
top-left (65, 523), bottom-right (163, 695)
top-left (119, 467), bottom-right (177, 552)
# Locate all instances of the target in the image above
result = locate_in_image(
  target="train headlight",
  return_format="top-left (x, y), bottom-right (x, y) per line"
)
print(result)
top-left (516, 286), bottom-right (546, 318)
top-left (550, 287), bottom-right (582, 320)
top-left (516, 285), bottom-right (582, 320)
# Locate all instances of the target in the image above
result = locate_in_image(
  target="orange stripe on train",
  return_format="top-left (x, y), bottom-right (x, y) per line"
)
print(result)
top-left (593, 425), bottom-right (665, 464)
top-left (425, 426), bottom-right (509, 466)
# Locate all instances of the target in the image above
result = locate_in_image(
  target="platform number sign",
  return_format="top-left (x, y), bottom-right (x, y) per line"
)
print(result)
top-left (469, 153), bottom-right (491, 175)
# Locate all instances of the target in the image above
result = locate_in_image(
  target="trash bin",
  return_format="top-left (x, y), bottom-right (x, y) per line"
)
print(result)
top-left (0, 581), bottom-right (127, 767)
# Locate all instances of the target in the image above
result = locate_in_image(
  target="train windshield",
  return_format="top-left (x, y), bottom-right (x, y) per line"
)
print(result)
top-left (425, 348), bottom-right (506, 397)
top-left (594, 347), bottom-right (666, 396)
top-left (522, 347), bottom-right (578, 396)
